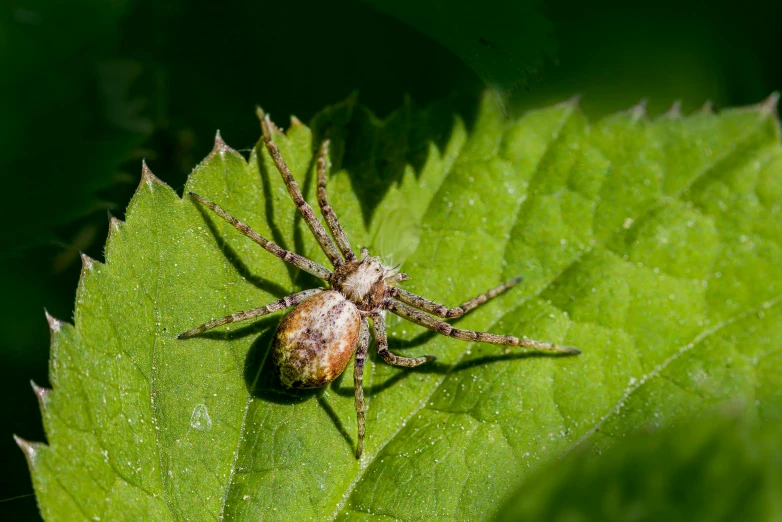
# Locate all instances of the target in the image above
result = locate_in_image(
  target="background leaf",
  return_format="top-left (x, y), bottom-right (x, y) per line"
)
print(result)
top-left (494, 412), bottom-right (782, 522)
top-left (19, 93), bottom-right (782, 520)
top-left (359, 0), bottom-right (556, 113)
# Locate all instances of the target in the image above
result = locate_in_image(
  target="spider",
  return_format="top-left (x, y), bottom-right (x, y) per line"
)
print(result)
top-left (178, 112), bottom-right (580, 458)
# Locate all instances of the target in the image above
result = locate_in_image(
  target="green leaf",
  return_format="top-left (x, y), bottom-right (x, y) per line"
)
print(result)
top-left (18, 93), bottom-right (782, 521)
top-left (359, 0), bottom-right (556, 113)
top-left (494, 413), bottom-right (782, 521)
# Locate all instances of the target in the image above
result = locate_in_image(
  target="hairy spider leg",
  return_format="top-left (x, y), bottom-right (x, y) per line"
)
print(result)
top-left (372, 312), bottom-right (434, 367)
top-left (316, 139), bottom-right (357, 262)
top-left (189, 192), bottom-right (332, 280)
top-left (353, 318), bottom-right (370, 458)
top-left (260, 112), bottom-right (343, 267)
top-left (177, 289), bottom-right (323, 339)
top-left (387, 277), bottom-right (523, 319)
top-left (385, 300), bottom-right (580, 354)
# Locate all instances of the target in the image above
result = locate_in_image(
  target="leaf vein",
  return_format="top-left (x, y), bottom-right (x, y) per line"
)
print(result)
top-left (574, 292), bottom-right (782, 447)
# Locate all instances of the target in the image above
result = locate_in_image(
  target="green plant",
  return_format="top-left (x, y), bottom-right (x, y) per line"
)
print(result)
top-left (17, 93), bottom-right (782, 520)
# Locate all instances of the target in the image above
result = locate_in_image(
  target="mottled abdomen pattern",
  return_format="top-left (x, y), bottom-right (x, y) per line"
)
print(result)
top-left (273, 290), bottom-right (361, 388)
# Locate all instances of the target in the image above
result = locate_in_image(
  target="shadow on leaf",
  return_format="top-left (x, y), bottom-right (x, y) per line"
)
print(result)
top-left (310, 93), bottom-right (482, 228)
top-left (194, 202), bottom-right (291, 299)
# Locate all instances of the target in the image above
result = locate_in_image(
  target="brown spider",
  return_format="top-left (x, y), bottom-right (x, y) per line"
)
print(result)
top-left (178, 112), bottom-right (580, 458)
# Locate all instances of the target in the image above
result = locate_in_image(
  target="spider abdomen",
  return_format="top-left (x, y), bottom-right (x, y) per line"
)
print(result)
top-left (273, 290), bottom-right (360, 388)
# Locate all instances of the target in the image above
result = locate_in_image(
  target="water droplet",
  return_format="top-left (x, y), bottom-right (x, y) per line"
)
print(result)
top-left (190, 403), bottom-right (212, 431)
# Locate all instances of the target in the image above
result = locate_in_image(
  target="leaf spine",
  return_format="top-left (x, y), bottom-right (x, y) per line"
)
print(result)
top-left (664, 100), bottom-right (682, 119)
top-left (629, 99), bottom-right (648, 123)
top-left (44, 309), bottom-right (62, 333)
top-left (13, 435), bottom-right (43, 462)
top-left (80, 252), bottom-right (97, 272)
top-left (31, 380), bottom-right (51, 407)
top-left (213, 130), bottom-right (233, 156)
top-left (757, 91), bottom-right (780, 117)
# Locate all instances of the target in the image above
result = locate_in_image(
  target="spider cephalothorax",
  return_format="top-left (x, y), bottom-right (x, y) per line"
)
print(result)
top-left (178, 111), bottom-right (580, 458)
top-left (329, 254), bottom-right (390, 311)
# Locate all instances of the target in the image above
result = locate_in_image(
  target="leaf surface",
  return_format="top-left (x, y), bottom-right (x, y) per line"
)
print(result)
top-left (494, 414), bottom-right (782, 522)
top-left (20, 94), bottom-right (782, 521)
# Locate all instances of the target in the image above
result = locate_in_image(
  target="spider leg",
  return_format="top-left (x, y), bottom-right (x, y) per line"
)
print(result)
top-left (189, 193), bottom-right (332, 281)
top-left (177, 289), bottom-right (323, 339)
top-left (317, 139), bottom-right (356, 261)
top-left (385, 299), bottom-right (580, 354)
top-left (354, 317), bottom-right (370, 458)
top-left (372, 312), bottom-right (435, 367)
top-left (259, 112), bottom-right (343, 267)
top-left (387, 277), bottom-right (522, 318)
top-left (385, 272), bottom-right (409, 285)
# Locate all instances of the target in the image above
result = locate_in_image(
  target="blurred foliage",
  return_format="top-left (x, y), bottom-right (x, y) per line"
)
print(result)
top-left (362, 0), bottom-right (556, 113)
top-left (494, 412), bottom-right (782, 522)
top-left (1, 0), bottom-right (780, 519)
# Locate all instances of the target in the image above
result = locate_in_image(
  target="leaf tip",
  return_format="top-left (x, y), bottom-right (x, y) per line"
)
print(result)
top-left (628, 99), bottom-right (648, 122)
top-left (211, 130), bottom-right (238, 157)
top-left (80, 252), bottom-right (98, 273)
top-left (139, 160), bottom-right (165, 192)
top-left (213, 129), bottom-right (226, 148)
top-left (141, 158), bottom-right (153, 177)
top-left (289, 115), bottom-right (303, 129)
top-left (563, 93), bottom-right (582, 109)
top-left (663, 100), bottom-right (682, 119)
top-left (44, 309), bottom-right (63, 333)
top-left (345, 90), bottom-right (360, 107)
top-left (698, 100), bottom-right (714, 114)
top-left (14, 435), bottom-right (43, 462)
top-left (108, 212), bottom-right (124, 235)
top-left (489, 87), bottom-right (510, 119)
top-left (757, 91), bottom-right (780, 118)
top-left (30, 380), bottom-right (51, 406)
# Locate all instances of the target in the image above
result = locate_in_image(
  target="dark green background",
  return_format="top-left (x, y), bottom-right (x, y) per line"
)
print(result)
top-left (1, 0), bottom-right (780, 519)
